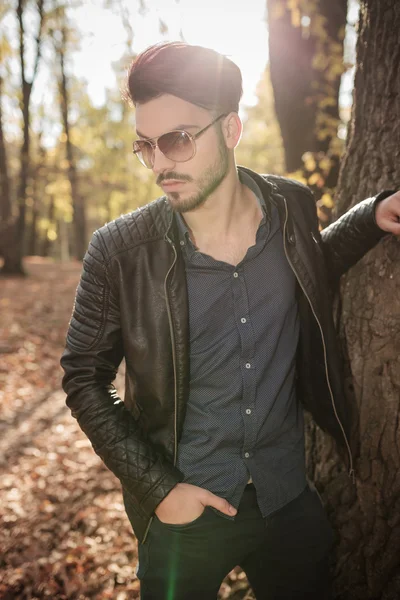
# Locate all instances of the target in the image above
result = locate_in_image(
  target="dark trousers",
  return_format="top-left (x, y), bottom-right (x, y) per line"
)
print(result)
top-left (136, 483), bottom-right (334, 600)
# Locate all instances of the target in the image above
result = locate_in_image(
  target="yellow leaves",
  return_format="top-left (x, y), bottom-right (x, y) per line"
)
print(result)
top-left (318, 157), bottom-right (332, 173)
top-left (45, 179), bottom-right (71, 197)
top-left (0, 34), bottom-right (12, 61)
top-left (319, 193), bottom-right (334, 208)
top-left (302, 152), bottom-right (316, 172)
top-left (318, 97), bottom-right (336, 109)
top-left (108, 191), bottom-right (127, 221)
top-left (287, 170), bottom-right (308, 185)
top-left (312, 52), bottom-right (329, 71)
top-left (338, 25), bottom-right (346, 41)
top-left (316, 127), bottom-right (332, 141)
top-left (308, 173), bottom-right (321, 186)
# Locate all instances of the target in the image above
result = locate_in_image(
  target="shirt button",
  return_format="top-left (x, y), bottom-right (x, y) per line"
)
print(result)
top-left (233, 272), bottom-right (239, 278)
top-left (240, 317), bottom-right (247, 324)
top-left (244, 452), bottom-right (250, 458)
top-left (245, 408), bottom-right (251, 415)
top-left (245, 362), bottom-right (251, 369)
top-left (180, 240), bottom-right (185, 246)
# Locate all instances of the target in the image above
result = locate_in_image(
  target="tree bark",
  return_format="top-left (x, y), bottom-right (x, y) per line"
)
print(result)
top-left (307, 2), bottom-right (400, 598)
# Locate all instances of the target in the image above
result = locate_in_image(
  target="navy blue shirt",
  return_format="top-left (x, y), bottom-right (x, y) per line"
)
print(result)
top-left (175, 170), bottom-right (307, 517)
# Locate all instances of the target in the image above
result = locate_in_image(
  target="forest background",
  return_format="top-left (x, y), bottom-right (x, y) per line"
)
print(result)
top-left (1, 1), bottom-right (399, 599)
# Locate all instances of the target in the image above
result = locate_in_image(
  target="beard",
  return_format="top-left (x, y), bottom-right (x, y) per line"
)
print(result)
top-left (164, 139), bottom-right (229, 213)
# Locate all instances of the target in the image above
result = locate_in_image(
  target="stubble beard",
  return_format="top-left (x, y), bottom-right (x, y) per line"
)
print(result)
top-left (167, 141), bottom-right (229, 214)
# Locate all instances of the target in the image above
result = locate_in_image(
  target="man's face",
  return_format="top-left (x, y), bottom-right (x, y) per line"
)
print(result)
top-left (134, 94), bottom-right (229, 213)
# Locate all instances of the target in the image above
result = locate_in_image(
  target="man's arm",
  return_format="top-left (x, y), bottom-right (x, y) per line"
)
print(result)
top-left (318, 190), bottom-right (397, 285)
top-left (60, 231), bottom-right (184, 519)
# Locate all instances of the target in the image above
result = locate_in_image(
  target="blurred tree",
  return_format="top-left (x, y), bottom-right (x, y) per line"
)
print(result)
top-left (0, 0), bottom-right (45, 275)
top-left (27, 120), bottom-right (47, 256)
top-left (0, 75), bottom-right (12, 223)
top-left (50, 2), bottom-right (87, 260)
top-left (305, 1), bottom-right (400, 597)
top-left (266, 0), bottom-right (349, 224)
top-left (236, 67), bottom-right (285, 175)
top-left (0, 70), bottom-right (18, 273)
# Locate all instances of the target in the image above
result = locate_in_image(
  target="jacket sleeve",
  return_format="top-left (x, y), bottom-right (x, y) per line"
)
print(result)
top-left (318, 190), bottom-right (394, 283)
top-left (60, 230), bottom-right (184, 518)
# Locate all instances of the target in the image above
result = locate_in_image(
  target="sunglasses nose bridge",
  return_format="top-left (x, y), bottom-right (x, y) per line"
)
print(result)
top-left (151, 141), bottom-right (176, 172)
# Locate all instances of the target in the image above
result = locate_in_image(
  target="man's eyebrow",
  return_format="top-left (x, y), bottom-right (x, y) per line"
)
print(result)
top-left (136, 124), bottom-right (200, 139)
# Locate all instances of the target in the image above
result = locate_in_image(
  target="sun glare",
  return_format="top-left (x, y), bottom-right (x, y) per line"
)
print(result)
top-left (71, 0), bottom-right (268, 111)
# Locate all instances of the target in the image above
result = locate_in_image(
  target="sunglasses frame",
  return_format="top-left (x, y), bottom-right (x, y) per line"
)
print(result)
top-left (132, 113), bottom-right (227, 168)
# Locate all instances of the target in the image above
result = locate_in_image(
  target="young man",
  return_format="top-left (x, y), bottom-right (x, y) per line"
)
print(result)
top-left (60, 42), bottom-right (400, 600)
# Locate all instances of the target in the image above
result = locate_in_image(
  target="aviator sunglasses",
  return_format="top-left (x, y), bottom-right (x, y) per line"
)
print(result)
top-left (132, 113), bottom-right (227, 169)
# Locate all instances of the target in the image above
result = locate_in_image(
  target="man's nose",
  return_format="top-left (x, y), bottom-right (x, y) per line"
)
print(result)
top-left (152, 145), bottom-right (176, 174)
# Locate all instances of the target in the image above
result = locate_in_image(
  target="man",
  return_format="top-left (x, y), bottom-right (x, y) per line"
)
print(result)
top-left (60, 42), bottom-right (400, 600)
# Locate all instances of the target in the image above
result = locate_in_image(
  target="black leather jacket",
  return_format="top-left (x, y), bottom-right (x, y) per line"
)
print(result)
top-left (60, 167), bottom-right (390, 543)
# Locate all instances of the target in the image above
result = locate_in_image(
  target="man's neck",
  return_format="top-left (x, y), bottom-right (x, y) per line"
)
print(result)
top-left (180, 167), bottom-right (262, 246)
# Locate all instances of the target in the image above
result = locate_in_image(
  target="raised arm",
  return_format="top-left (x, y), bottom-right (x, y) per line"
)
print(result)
top-left (319, 190), bottom-right (395, 283)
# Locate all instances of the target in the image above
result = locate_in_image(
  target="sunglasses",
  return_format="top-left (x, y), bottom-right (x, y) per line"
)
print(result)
top-left (132, 113), bottom-right (227, 169)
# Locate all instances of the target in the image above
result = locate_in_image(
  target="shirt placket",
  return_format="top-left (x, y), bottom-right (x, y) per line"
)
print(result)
top-left (231, 267), bottom-right (258, 461)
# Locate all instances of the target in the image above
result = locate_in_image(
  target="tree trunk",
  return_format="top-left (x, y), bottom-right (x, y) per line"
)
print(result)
top-left (28, 133), bottom-right (47, 256)
top-left (42, 195), bottom-right (55, 258)
top-left (266, 0), bottom-right (347, 215)
top-left (0, 74), bottom-right (22, 275)
top-left (0, 76), bottom-right (12, 223)
top-left (1, 0), bottom-right (44, 275)
top-left (307, 2), bottom-right (400, 598)
top-left (58, 24), bottom-right (87, 261)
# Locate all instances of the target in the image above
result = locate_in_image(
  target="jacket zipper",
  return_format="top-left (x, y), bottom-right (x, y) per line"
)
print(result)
top-left (164, 233), bottom-right (179, 465)
top-left (142, 227), bottom-right (179, 545)
top-left (282, 197), bottom-right (355, 482)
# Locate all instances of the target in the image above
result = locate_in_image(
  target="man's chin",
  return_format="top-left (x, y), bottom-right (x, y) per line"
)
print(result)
top-left (165, 191), bottom-right (205, 213)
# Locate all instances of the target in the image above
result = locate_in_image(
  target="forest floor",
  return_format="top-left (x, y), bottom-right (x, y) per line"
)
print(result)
top-left (0, 258), bottom-right (253, 600)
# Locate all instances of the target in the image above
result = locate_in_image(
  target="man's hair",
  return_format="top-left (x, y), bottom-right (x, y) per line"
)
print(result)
top-left (125, 42), bottom-right (243, 114)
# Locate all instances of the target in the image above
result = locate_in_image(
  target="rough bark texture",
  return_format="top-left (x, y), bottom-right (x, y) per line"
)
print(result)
top-left (307, 2), bottom-right (400, 598)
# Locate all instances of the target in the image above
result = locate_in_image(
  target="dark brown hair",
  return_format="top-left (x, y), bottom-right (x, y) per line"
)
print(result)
top-left (125, 42), bottom-right (243, 114)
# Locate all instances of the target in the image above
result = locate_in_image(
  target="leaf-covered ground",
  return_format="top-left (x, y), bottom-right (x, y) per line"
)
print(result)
top-left (0, 259), bottom-right (253, 600)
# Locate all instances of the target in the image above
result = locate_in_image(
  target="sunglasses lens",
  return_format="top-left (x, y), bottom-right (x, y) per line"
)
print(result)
top-left (133, 141), bottom-right (154, 168)
top-left (133, 131), bottom-right (194, 168)
top-left (158, 131), bottom-right (194, 162)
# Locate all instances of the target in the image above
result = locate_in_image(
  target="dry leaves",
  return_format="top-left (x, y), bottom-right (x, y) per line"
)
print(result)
top-left (0, 258), bottom-right (253, 600)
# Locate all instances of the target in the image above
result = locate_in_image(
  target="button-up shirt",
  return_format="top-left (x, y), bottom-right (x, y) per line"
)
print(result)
top-left (175, 169), bottom-right (307, 517)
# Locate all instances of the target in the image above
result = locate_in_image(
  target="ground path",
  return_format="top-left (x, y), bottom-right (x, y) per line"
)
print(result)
top-left (0, 259), bottom-right (252, 600)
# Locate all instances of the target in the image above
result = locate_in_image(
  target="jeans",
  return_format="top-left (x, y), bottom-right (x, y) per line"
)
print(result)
top-left (136, 482), bottom-right (334, 600)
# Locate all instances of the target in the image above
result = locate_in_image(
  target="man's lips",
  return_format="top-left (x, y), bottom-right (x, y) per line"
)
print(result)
top-left (161, 180), bottom-right (187, 190)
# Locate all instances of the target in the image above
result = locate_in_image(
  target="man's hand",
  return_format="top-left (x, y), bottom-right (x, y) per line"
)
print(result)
top-left (375, 190), bottom-right (400, 235)
top-left (154, 482), bottom-right (237, 525)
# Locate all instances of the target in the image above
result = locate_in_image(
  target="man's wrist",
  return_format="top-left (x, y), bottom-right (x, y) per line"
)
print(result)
top-left (372, 189), bottom-right (398, 227)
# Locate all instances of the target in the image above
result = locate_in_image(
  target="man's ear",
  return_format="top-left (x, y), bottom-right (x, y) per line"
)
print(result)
top-left (222, 112), bottom-right (242, 149)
